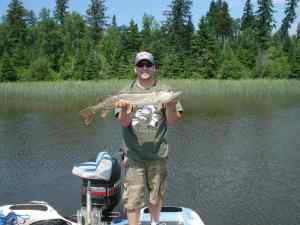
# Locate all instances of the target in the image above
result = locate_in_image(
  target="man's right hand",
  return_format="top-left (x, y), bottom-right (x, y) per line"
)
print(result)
top-left (115, 100), bottom-right (133, 114)
top-left (115, 100), bottom-right (133, 127)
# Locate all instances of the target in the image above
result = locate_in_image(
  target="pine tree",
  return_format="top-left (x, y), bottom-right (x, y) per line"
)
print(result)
top-left (122, 19), bottom-right (141, 57)
top-left (164, 0), bottom-right (193, 53)
top-left (192, 17), bottom-right (218, 78)
top-left (237, 28), bottom-right (257, 69)
top-left (297, 22), bottom-right (300, 38)
top-left (219, 1), bottom-right (233, 39)
top-left (111, 14), bottom-right (117, 28)
top-left (207, 0), bottom-right (233, 40)
top-left (37, 14), bottom-right (64, 72)
top-left (0, 53), bottom-right (17, 81)
top-left (256, 0), bottom-right (275, 49)
top-left (63, 12), bottom-right (86, 56)
top-left (255, 0), bottom-right (275, 77)
top-left (141, 14), bottom-right (154, 49)
top-left (185, 15), bottom-right (194, 53)
top-left (6, 0), bottom-right (27, 50)
top-left (279, 0), bottom-right (299, 50)
top-left (54, 0), bottom-right (69, 25)
top-left (0, 23), bottom-right (6, 59)
top-left (26, 10), bottom-right (37, 27)
top-left (241, 0), bottom-right (255, 31)
top-left (83, 49), bottom-right (99, 80)
top-left (39, 8), bottom-right (51, 21)
top-left (86, 0), bottom-right (107, 44)
top-left (289, 35), bottom-right (300, 78)
top-left (100, 24), bottom-right (122, 77)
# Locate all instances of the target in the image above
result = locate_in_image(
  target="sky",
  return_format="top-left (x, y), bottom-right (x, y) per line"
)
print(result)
top-left (0, 0), bottom-right (299, 34)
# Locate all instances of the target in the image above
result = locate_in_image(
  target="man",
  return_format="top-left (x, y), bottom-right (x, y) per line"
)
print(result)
top-left (115, 51), bottom-right (183, 225)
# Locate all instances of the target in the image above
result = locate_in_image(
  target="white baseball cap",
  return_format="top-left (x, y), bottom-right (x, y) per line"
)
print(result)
top-left (134, 51), bottom-right (154, 65)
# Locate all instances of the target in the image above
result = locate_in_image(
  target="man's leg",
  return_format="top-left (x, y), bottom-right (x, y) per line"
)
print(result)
top-left (123, 160), bottom-right (145, 225)
top-left (148, 200), bottom-right (162, 224)
top-left (147, 159), bottom-right (167, 225)
top-left (127, 208), bottom-right (141, 225)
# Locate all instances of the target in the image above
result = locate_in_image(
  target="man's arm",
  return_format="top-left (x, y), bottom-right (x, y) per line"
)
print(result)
top-left (165, 100), bottom-right (182, 126)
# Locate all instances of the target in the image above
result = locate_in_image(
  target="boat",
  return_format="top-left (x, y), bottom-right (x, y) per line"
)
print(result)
top-left (0, 202), bottom-right (205, 225)
top-left (0, 152), bottom-right (205, 225)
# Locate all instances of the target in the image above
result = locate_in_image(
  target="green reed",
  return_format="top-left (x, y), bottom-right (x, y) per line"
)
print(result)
top-left (0, 79), bottom-right (299, 112)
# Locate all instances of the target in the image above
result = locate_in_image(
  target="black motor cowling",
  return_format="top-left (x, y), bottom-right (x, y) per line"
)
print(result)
top-left (81, 157), bottom-right (122, 221)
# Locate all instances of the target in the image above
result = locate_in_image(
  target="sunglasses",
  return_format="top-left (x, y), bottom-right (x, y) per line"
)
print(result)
top-left (136, 62), bottom-right (153, 68)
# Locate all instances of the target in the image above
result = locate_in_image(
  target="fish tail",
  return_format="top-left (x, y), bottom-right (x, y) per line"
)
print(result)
top-left (79, 107), bottom-right (95, 126)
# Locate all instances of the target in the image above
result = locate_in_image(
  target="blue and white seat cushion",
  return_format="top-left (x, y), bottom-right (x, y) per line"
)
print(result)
top-left (72, 152), bottom-right (113, 180)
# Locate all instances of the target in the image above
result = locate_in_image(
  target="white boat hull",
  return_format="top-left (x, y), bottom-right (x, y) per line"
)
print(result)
top-left (0, 202), bottom-right (205, 225)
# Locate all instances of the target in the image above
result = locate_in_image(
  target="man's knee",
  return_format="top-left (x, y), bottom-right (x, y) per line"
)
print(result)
top-left (126, 208), bottom-right (140, 216)
top-left (148, 199), bottom-right (161, 206)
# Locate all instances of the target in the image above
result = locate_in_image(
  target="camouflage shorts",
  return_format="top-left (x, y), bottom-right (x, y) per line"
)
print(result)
top-left (122, 158), bottom-right (167, 210)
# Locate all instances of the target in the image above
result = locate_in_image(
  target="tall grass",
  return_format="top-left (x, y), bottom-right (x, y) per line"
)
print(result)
top-left (0, 79), bottom-right (299, 112)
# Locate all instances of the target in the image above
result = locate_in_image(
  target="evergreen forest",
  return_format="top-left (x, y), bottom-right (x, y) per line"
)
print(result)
top-left (1, 0), bottom-right (300, 81)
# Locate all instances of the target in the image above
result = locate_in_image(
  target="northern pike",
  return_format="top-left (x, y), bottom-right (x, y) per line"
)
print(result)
top-left (79, 90), bottom-right (182, 126)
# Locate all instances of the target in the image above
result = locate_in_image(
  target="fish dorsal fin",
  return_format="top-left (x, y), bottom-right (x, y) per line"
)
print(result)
top-left (96, 95), bottom-right (111, 104)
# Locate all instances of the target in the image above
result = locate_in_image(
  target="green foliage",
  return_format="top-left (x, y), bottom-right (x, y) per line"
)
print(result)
top-left (237, 28), bottom-right (257, 68)
top-left (99, 25), bottom-right (122, 78)
top-left (264, 47), bottom-right (291, 78)
top-left (27, 57), bottom-right (56, 81)
top-left (0, 0), bottom-right (299, 82)
top-left (36, 16), bottom-right (64, 71)
top-left (218, 50), bottom-right (249, 79)
top-left (159, 48), bottom-right (184, 78)
top-left (0, 53), bottom-right (17, 81)
top-left (289, 37), bottom-right (300, 78)
top-left (63, 12), bottom-right (87, 56)
top-left (60, 57), bottom-right (74, 80)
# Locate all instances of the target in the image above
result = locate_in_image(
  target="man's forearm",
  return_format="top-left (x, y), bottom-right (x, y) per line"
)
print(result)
top-left (166, 104), bottom-right (181, 126)
top-left (118, 109), bottom-right (132, 127)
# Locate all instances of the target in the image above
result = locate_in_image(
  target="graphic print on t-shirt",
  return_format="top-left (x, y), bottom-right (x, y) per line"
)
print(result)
top-left (132, 105), bottom-right (162, 128)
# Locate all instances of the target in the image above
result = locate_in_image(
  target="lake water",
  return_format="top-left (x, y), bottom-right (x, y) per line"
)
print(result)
top-left (0, 95), bottom-right (300, 225)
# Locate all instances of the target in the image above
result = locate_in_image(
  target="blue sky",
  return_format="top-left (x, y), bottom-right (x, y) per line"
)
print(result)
top-left (0, 0), bottom-right (299, 33)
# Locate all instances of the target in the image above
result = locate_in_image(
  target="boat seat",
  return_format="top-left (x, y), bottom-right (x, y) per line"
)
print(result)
top-left (72, 152), bottom-right (112, 181)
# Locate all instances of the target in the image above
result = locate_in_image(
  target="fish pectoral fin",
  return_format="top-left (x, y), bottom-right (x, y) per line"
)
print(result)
top-left (100, 109), bottom-right (110, 118)
top-left (79, 107), bottom-right (95, 126)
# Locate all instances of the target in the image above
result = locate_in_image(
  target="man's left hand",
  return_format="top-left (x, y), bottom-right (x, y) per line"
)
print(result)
top-left (165, 99), bottom-right (177, 108)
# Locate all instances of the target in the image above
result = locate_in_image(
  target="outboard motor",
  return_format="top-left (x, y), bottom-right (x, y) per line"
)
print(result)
top-left (72, 152), bottom-right (122, 224)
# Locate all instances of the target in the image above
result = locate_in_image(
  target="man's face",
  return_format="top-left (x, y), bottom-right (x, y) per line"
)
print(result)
top-left (135, 60), bottom-right (155, 80)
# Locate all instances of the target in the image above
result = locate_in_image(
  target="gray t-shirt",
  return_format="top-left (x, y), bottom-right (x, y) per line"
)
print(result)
top-left (115, 80), bottom-right (183, 162)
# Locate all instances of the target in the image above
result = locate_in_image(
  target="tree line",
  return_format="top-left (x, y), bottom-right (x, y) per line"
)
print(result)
top-left (0, 0), bottom-right (300, 82)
